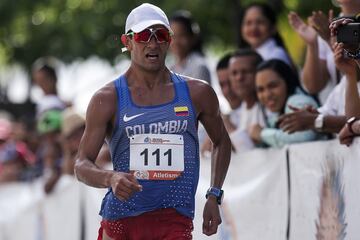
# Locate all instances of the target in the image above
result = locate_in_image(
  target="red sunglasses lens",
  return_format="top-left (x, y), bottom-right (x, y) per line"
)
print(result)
top-left (134, 29), bottom-right (151, 42)
top-left (133, 28), bottom-right (170, 43)
top-left (154, 28), bottom-right (170, 42)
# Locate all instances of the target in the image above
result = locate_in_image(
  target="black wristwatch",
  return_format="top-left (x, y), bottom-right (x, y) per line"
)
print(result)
top-left (347, 117), bottom-right (359, 134)
top-left (205, 187), bottom-right (224, 205)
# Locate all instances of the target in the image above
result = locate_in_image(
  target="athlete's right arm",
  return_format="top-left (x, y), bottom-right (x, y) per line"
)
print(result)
top-left (74, 84), bottom-right (142, 200)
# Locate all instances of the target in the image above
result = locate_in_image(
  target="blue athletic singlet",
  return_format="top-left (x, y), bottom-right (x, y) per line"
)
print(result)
top-left (99, 72), bottom-right (200, 220)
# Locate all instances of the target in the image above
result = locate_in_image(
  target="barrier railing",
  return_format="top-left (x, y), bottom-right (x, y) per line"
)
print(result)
top-left (1, 139), bottom-right (359, 240)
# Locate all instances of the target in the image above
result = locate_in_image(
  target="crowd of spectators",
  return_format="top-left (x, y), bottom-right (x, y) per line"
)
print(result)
top-left (1, 1), bottom-right (360, 194)
top-left (201, 0), bottom-right (360, 154)
top-left (0, 60), bottom-right (110, 191)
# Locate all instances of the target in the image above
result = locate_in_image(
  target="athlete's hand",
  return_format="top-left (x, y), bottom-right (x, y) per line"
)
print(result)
top-left (110, 172), bottom-right (143, 201)
top-left (202, 196), bottom-right (222, 236)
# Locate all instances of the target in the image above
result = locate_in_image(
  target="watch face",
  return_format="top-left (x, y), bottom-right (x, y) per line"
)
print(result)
top-left (347, 117), bottom-right (357, 124)
top-left (347, 117), bottom-right (358, 134)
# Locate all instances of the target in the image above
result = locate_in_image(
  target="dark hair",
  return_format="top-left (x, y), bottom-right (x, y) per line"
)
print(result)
top-left (231, 48), bottom-right (263, 68)
top-left (239, 3), bottom-right (285, 48)
top-left (32, 58), bottom-right (58, 83)
top-left (216, 53), bottom-right (233, 71)
top-left (170, 10), bottom-right (203, 54)
top-left (39, 65), bottom-right (57, 83)
top-left (256, 59), bottom-right (302, 97)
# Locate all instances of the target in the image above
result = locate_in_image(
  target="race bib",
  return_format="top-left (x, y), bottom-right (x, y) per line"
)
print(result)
top-left (129, 134), bottom-right (184, 180)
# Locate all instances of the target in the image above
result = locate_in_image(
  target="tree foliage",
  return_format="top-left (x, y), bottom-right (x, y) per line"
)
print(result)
top-left (0, 0), bottom-right (335, 68)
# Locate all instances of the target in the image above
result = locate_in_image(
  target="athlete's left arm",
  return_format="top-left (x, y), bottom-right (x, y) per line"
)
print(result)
top-left (188, 79), bottom-right (232, 235)
top-left (188, 80), bottom-right (231, 190)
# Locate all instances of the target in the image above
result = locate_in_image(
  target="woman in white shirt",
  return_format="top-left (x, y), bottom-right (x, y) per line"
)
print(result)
top-left (239, 3), bottom-right (294, 68)
top-left (169, 10), bottom-right (211, 85)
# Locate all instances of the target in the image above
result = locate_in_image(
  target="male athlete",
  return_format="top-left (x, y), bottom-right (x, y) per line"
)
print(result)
top-left (75, 3), bottom-right (231, 239)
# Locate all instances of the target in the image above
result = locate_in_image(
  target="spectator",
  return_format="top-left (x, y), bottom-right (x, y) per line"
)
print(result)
top-left (339, 116), bottom-right (360, 146)
top-left (240, 3), bottom-right (294, 68)
top-left (0, 117), bottom-right (35, 183)
top-left (12, 116), bottom-right (38, 154)
top-left (169, 10), bottom-right (211, 84)
top-left (278, 33), bottom-right (358, 137)
top-left (216, 52), bottom-right (243, 131)
top-left (61, 108), bottom-right (86, 175)
top-left (61, 108), bottom-right (110, 175)
top-left (217, 53), bottom-right (242, 111)
top-left (335, 43), bottom-right (360, 145)
top-left (288, 0), bottom-right (360, 104)
top-left (249, 59), bottom-right (320, 148)
top-left (228, 49), bottom-right (265, 151)
top-left (36, 109), bottom-right (63, 193)
top-left (201, 53), bottom-right (241, 155)
top-left (330, 19), bottom-right (360, 145)
top-left (278, 16), bottom-right (360, 138)
top-left (31, 58), bottom-right (66, 116)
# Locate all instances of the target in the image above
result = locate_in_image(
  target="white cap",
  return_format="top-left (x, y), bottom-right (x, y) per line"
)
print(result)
top-left (125, 3), bottom-right (172, 34)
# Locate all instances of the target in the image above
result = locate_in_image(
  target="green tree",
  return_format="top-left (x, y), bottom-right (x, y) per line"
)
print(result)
top-left (0, 0), bottom-right (336, 68)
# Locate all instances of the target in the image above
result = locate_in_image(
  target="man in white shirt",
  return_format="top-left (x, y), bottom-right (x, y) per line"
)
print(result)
top-left (201, 53), bottom-right (242, 155)
top-left (31, 60), bottom-right (66, 116)
top-left (227, 49), bottom-right (265, 151)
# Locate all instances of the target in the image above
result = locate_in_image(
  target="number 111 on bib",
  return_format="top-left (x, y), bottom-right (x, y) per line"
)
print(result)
top-left (129, 134), bottom-right (184, 180)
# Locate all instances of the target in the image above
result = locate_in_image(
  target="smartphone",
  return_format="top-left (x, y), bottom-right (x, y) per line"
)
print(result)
top-left (336, 23), bottom-right (360, 45)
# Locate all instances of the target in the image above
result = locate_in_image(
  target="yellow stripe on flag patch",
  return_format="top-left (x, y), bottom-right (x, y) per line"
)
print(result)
top-left (174, 106), bottom-right (188, 112)
top-left (174, 106), bottom-right (189, 116)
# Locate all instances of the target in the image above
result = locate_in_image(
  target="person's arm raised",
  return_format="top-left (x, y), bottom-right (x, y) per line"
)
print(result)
top-left (74, 84), bottom-right (142, 199)
top-left (288, 11), bottom-right (330, 94)
top-left (308, 10), bottom-right (333, 46)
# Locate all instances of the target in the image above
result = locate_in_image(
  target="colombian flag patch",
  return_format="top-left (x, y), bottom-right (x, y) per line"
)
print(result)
top-left (174, 106), bottom-right (189, 116)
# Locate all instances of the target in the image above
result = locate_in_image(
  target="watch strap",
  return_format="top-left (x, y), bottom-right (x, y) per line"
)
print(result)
top-left (315, 114), bottom-right (324, 131)
top-left (206, 187), bottom-right (224, 205)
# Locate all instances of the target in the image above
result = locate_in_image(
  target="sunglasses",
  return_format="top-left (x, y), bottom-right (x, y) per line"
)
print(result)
top-left (127, 28), bottom-right (171, 43)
